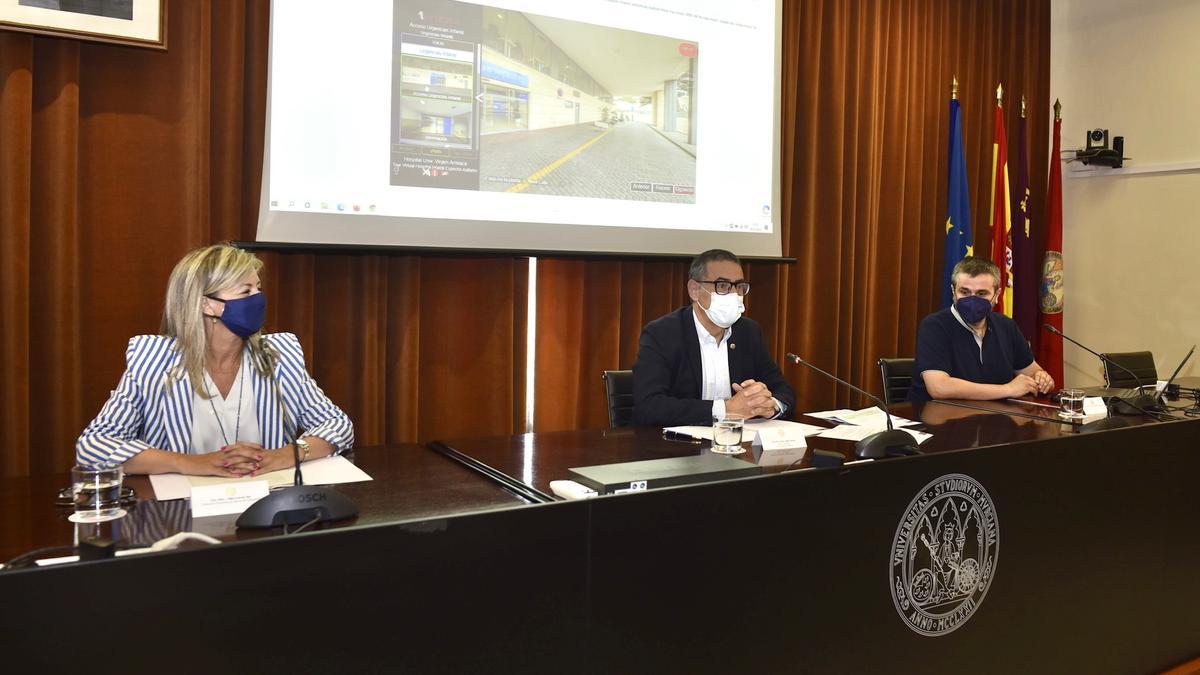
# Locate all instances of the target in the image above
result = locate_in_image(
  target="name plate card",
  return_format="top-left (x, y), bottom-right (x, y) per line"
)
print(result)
top-left (753, 427), bottom-right (809, 451)
top-left (190, 480), bottom-right (270, 518)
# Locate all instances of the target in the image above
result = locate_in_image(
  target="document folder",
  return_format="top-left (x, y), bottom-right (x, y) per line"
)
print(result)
top-left (568, 454), bottom-right (761, 494)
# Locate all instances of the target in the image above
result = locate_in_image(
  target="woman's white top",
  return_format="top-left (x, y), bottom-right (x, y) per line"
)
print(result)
top-left (189, 349), bottom-right (262, 454)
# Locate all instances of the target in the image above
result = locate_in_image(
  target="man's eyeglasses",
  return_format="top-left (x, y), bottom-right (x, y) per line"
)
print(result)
top-left (696, 278), bottom-right (751, 296)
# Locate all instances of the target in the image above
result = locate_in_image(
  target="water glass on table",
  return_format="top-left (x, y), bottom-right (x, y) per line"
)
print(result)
top-left (711, 413), bottom-right (746, 454)
top-left (70, 465), bottom-right (125, 523)
top-left (1058, 388), bottom-right (1085, 420)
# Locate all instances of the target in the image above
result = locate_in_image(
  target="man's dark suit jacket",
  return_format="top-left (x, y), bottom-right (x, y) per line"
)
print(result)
top-left (632, 306), bottom-right (796, 427)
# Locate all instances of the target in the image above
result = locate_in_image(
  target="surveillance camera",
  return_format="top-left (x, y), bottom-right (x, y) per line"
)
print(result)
top-left (1086, 128), bottom-right (1108, 151)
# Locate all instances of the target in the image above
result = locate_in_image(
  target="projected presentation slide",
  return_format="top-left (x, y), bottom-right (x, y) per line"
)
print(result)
top-left (390, 0), bottom-right (697, 203)
top-left (261, 0), bottom-right (781, 256)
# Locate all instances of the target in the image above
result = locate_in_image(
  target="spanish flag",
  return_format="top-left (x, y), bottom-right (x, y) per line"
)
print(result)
top-left (988, 84), bottom-right (1013, 317)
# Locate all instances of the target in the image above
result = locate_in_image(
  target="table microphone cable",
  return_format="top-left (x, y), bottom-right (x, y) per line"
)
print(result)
top-left (1, 531), bottom-right (222, 571)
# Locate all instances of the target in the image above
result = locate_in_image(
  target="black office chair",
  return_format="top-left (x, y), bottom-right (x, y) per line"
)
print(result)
top-left (602, 370), bottom-right (634, 429)
top-left (877, 357), bottom-right (915, 405)
top-left (1100, 351), bottom-right (1157, 389)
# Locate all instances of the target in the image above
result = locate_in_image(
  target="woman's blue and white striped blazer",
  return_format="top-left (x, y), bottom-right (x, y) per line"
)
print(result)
top-left (76, 333), bottom-right (354, 468)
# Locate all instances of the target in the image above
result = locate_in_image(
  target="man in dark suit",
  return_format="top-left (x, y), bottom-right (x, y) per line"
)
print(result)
top-left (632, 249), bottom-right (796, 427)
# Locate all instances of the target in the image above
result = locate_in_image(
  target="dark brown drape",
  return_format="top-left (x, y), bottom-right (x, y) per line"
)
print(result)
top-left (0, 2), bottom-right (525, 477)
top-left (0, 0), bottom-right (1049, 475)
top-left (532, 259), bottom-right (688, 432)
top-left (535, 0), bottom-right (1051, 425)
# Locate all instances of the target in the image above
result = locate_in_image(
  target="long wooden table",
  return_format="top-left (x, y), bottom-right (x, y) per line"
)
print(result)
top-left (428, 396), bottom-right (1185, 500)
top-left (0, 444), bottom-right (528, 561)
top-left (3, 395), bottom-right (1198, 672)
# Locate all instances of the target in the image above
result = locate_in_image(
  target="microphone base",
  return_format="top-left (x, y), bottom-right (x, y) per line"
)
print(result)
top-left (1108, 393), bottom-right (1159, 416)
top-left (855, 429), bottom-right (922, 460)
top-left (235, 485), bottom-right (358, 529)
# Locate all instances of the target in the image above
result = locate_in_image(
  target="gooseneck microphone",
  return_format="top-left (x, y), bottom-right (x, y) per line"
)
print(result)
top-left (1042, 324), bottom-right (1159, 416)
top-left (785, 353), bottom-right (920, 459)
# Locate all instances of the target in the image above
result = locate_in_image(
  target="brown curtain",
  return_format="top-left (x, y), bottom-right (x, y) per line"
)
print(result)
top-left (532, 259), bottom-right (688, 432)
top-left (534, 0), bottom-right (1051, 423)
top-left (0, 2), bottom-right (525, 477)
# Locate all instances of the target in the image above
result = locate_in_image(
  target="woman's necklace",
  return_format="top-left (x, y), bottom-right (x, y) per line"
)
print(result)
top-left (203, 354), bottom-right (244, 446)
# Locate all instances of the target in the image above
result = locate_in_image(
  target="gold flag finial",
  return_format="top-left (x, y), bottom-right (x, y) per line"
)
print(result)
top-left (1053, 98), bottom-right (1062, 121)
top-left (1020, 96), bottom-right (1026, 118)
top-left (996, 83), bottom-right (1003, 106)
top-left (951, 76), bottom-right (958, 100)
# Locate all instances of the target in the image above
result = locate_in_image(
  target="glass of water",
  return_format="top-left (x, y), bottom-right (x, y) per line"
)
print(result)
top-left (712, 413), bottom-right (746, 454)
top-left (1058, 388), bottom-right (1086, 420)
top-left (71, 465), bottom-right (125, 523)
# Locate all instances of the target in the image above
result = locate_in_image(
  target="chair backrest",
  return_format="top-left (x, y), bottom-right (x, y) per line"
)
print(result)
top-left (1100, 351), bottom-right (1157, 389)
top-left (602, 370), bottom-right (634, 429)
top-left (877, 357), bottom-right (915, 405)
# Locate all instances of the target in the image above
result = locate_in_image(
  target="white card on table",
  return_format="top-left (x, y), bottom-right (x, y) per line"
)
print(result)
top-left (190, 479), bottom-right (269, 518)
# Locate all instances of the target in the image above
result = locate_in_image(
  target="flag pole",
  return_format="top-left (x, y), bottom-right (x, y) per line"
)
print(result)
top-left (951, 76), bottom-right (958, 100)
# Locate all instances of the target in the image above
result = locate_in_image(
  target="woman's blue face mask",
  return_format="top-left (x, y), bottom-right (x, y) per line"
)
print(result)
top-left (205, 292), bottom-right (265, 338)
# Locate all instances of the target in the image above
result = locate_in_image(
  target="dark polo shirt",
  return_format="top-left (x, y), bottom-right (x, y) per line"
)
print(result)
top-left (909, 307), bottom-right (1034, 402)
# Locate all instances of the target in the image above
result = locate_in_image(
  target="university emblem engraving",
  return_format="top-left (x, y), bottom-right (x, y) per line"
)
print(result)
top-left (890, 474), bottom-right (999, 636)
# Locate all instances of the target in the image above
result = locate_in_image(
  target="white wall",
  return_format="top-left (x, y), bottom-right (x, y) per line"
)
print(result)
top-left (1051, 0), bottom-right (1200, 386)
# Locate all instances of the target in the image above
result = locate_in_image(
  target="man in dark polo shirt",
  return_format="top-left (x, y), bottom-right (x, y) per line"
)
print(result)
top-left (909, 256), bottom-right (1055, 402)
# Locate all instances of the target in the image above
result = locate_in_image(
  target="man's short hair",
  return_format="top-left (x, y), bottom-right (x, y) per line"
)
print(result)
top-left (688, 249), bottom-right (741, 281)
top-left (950, 256), bottom-right (1001, 290)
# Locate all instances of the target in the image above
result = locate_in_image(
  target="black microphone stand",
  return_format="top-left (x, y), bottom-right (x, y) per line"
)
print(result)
top-left (785, 353), bottom-right (921, 459)
top-left (1043, 324), bottom-right (1160, 417)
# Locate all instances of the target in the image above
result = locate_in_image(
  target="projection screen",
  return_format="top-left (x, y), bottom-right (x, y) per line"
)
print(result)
top-left (257, 0), bottom-right (783, 257)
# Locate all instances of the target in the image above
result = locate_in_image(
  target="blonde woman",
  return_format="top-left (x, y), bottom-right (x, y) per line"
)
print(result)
top-left (77, 244), bottom-right (354, 476)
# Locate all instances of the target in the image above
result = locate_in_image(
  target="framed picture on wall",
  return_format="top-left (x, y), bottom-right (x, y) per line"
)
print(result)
top-left (0, 0), bottom-right (166, 50)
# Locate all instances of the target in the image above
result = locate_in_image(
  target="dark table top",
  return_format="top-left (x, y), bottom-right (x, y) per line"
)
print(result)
top-left (0, 444), bottom-right (528, 562)
top-left (431, 396), bottom-right (1197, 500)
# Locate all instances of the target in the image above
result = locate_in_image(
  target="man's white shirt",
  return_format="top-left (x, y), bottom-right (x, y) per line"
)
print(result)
top-left (693, 309), bottom-right (733, 419)
top-left (692, 309), bottom-right (784, 419)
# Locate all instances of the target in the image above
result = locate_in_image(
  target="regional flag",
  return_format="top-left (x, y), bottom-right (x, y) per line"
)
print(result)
top-left (942, 95), bottom-right (973, 308)
top-left (1011, 99), bottom-right (1037, 351)
top-left (988, 85), bottom-right (1013, 317)
top-left (1037, 101), bottom-right (1065, 385)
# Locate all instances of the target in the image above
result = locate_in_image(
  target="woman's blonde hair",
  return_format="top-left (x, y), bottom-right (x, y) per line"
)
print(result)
top-left (161, 244), bottom-right (278, 397)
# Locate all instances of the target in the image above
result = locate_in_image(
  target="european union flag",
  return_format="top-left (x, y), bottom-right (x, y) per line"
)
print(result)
top-left (943, 98), bottom-right (973, 308)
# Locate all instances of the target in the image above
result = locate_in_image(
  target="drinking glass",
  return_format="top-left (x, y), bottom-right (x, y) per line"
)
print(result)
top-left (1058, 388), bottom-right (1085, 420)
top-left (712, 413), bottom-right (746, 454)
top-left (70, 465), bottom-right (125, 523)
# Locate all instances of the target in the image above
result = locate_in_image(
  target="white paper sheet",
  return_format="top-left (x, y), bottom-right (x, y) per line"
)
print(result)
top-left (814, 425), bottom-right (932, 445)
top-left (149, 455), bottom-right (373, 501)
top-left (829, 407), bottom-right (921, 428)
top-left (805, 409), bottom-right (856, 421)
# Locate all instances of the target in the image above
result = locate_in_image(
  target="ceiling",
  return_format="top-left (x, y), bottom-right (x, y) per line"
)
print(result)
top-left (523, 12), bottom-right (694, 97)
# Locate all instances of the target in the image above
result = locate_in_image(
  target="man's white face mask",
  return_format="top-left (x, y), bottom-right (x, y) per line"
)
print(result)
top-left (701, 286), bottom-right (745, 328)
